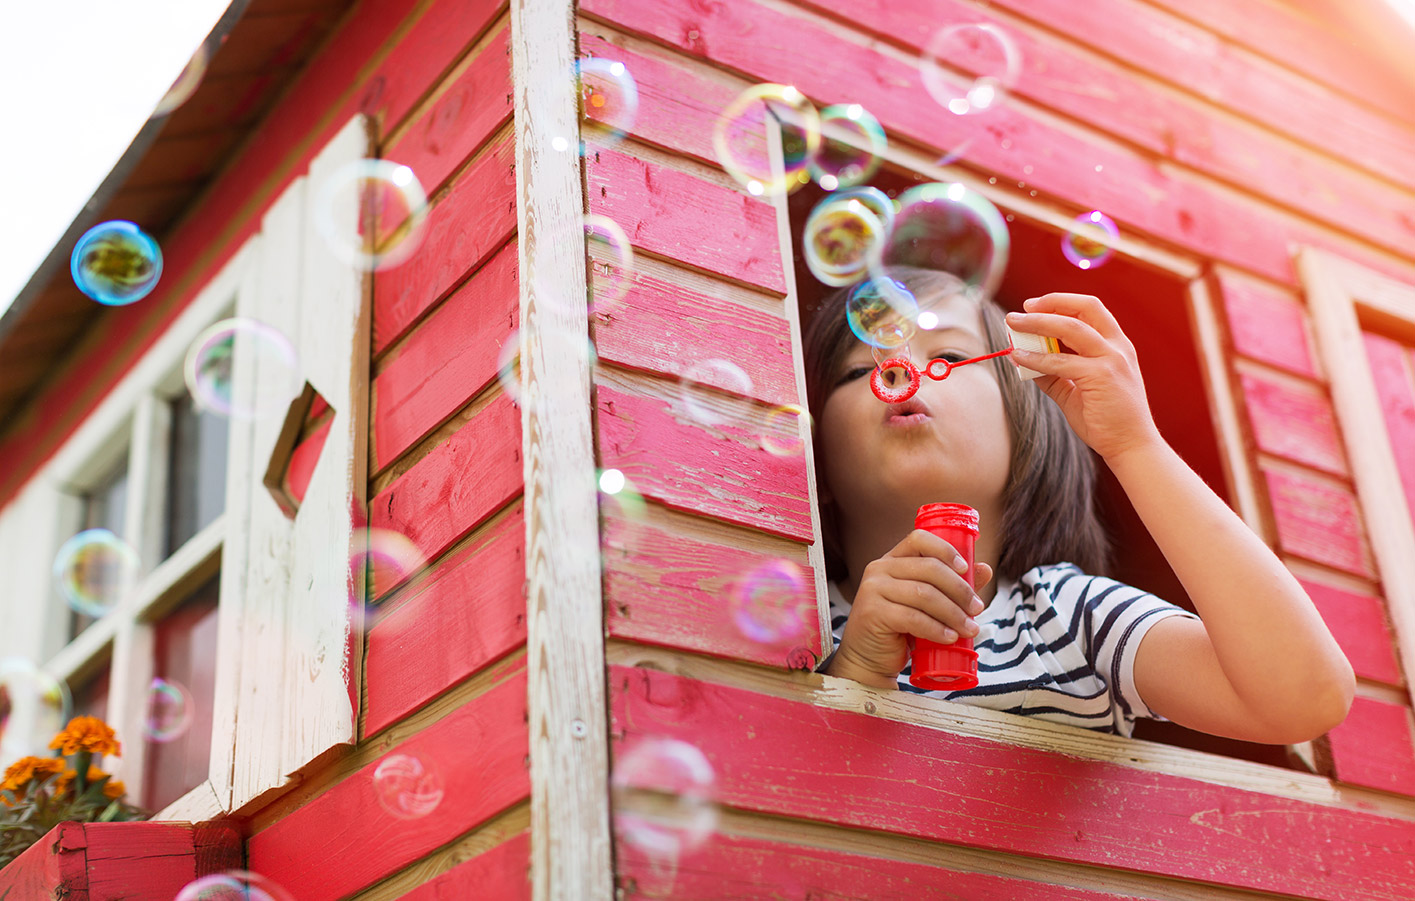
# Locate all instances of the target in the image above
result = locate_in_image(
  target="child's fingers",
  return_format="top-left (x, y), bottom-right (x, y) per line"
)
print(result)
top-left (1022, 293), bottom-right (1125, 341)
top-left (1005, 310), bottom-right (1110, 358)
top-left (875, 555), bottom-right (983, 617)
top-left (1009, 345), bottom-right (1095, 381)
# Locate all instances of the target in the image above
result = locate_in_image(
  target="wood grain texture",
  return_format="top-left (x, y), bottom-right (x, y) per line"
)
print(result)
top-left (365, 507), bottom-right (527, 736)
top-left (1219, 271), bottom-right (1317, 377)
top-left (397, 831), bottom-right (532, 901)
top-left (586, 148), bottom-right (786, 294)
top-left (369, 392), bottom-right (523, 581)
top-left (609, 664), bottom-right (1415, 900)
top-left (1328, 696), bottom-right (1415, 797)
top-left (596, 380), bottom-right (812, 542)
top-left (1301, 578), bottom-right (1403, 687)
top-left (1362, 331), bottom-right (1415, 521)
top-left (248, 668), bottom-right (531, 901)
top-left (373, 240), bottom-right (519, 471)
top-left (1238, 371), bottom-right (1347, 476)
top-left (1262, 467), bottom-right (1373, 578)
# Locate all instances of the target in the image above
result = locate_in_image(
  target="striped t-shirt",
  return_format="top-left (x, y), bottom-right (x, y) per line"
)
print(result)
top-left (827, 562), bottom-right (1200, 737)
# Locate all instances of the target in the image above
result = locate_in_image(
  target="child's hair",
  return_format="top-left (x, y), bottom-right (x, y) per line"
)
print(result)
top-left (802, 265), bottom-right (1111, 584)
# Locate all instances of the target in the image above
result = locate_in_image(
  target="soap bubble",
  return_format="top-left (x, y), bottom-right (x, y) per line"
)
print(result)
top-left (144, 677), bottom-right (194, 743)
top-left (585, 214), bottom-right (635, 313)
top-left (847, 277), bottom-right (918, 349)
top-left (680, 359), bottom-right (754, 426)
top-left (315, 159), bottom-right (429, 271)
top-left (373, 753), bottom-right (445, 819)
top-left (53, 529), bottom-right (139, 618)
top-left (496, 326), bottom-right (597, 410)
top-left (612, 737), bottom-right (719, 861)
top-left (70, 220), bottom-right (163, 306)
top-left (1062, 210), bottom-right (1119, 270)
top-left (883, 182), bottom-right (1010, 301)
top-left (804, 192), bottom-right (889, 288)
top-left (713, 84), bottom-right (820, 197)
top-left (576, 58), bottom-right (639, 151)
top-left (185, 318), bottom-right (300, 420)
top-left (921, 23), bottom-right (1022, 116)
top-left (760, 404), bottom-right (810, 457)
top-left (351, 528), bottom-right (426, 608)
top-left (175, 871), bottom-right (294, 901)
top-left (0, 660), bottom-right (72, 762)
top-left (810, 103), bottom-right (887, 190)
top-left (154, 42), bottom-right (210, 117)
top-left (729, 559), bottom-right (810, 644)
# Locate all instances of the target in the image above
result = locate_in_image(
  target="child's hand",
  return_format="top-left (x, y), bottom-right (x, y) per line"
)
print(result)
top-left (832, 530), bottom-right (994, 688)
top-left (1005, 293), bottom-right (1163, 463)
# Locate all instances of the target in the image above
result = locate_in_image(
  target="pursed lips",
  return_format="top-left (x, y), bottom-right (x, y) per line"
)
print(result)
top-left (885, 397), bottom-right (932, 423)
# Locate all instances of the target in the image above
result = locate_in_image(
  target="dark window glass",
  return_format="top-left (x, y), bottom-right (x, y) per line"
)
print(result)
top-left (166, 394), bottom-right (229, 555)
top-left (71, 665), bottom-right (111, 724)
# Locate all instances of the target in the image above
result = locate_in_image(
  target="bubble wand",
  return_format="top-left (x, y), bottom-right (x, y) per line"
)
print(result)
top-left (869, 328), bottom-right (1058, 403)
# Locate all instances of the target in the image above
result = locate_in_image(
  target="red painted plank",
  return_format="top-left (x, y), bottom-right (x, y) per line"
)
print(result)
top-left (373, 130), bottom-right (517, 354)
top-left (365, 506), bottom-right (526, 736)
top-left (593, 268), bottom-right (796, 408)
top-left (370, 392), bottom-right (523, 579)
top-left (619, 830), bottom-right (1151, 900)
top-left (286, 417), bottom-right (331, 506)
top-left (1262, 467), bottom-right (1373, 579)
top-left (596, 383), bottom-right (812, 542)
top-left (373, 240), bottom-right (519, 470)
top-left (1328, 696), bottom-right (1415, 797)
top-left (398, 831), bottom-right (531, 901)
top-left (386, 24), bottom-right (513, 199)
top-left (603, 509), bottom-right (819, 669)
top-left (1362, 331), bottom-right (1415, 525)
top-left (586, 149), bottom-right (786, 295)
top-left (1218, 273), bottom-right (1317, 378)
top-left (1300, 578), bottom-right (1403, 687)
top-left (250, 668), bottom-right (531, 901)
top-left (1238, 372), bottom-right (1346, 476)
top-left (609, 665), bottom-right (1415, 900)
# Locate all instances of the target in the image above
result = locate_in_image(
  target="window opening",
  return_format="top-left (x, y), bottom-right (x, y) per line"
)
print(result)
top-left (165, 393), bottom-right (230, 556)
top-left (70, 455), bottom-right (130, 640)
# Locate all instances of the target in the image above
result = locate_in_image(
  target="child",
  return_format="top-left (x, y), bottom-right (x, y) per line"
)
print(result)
top-left (805, 266), bottom-right (1354, 742)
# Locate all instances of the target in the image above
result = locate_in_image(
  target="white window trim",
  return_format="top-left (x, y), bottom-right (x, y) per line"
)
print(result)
top-left (1298, 247), bottom-right (1415, 712)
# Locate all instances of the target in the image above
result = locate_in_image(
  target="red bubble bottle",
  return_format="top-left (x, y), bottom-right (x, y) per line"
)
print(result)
top-left (910, 503), bottom-right (980, 691)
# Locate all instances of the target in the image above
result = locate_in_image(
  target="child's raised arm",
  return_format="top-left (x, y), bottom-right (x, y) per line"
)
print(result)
top-left (1007, 293), bottom-right (1354, 744)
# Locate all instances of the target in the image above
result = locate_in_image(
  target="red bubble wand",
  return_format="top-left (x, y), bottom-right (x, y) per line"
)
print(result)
top-left (870, 347), bottom-right (1014, 403)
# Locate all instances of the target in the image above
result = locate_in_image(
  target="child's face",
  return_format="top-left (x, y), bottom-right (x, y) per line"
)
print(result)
top-left (818, 292), bottom-right (1013, 524)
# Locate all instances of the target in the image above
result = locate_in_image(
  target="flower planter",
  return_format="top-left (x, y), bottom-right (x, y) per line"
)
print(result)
top-left (0, 821), bottom-right (240, 899)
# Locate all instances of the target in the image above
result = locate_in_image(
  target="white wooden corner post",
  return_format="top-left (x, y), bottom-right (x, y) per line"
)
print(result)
top-left (511, 0), bottom-right (615, 898)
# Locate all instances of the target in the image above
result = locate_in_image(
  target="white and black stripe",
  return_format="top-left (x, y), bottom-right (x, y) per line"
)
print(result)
top-left (827, 562), bottom-right (1199, 736)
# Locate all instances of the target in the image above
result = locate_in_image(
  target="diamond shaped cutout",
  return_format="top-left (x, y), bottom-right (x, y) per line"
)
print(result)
top-left (263, 382), bottom-right (334, 518)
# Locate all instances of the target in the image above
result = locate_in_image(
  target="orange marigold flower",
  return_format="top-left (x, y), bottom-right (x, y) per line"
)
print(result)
top-left (54, 765), bottom-right (120, 798)
top-left (102, 779), bottom-right (125, 800)
top-left (1, 756), bottom-right (65, 794)
top-left (49, 716), bottom-right (121, 757)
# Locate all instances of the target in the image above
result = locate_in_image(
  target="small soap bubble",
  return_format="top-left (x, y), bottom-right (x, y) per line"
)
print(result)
top-left (599, 468), bottom-right (627, 495)
top-left (154, 42), bottom-right (210, 117)
top-left (804, 193), bottom-right (888, 287)
top-left (883, 182), bottom-right (1010, 300)
top-left (496, 329), bottom-right (524, 405)
top-left (729, 559), bottom-right (810, 644)
top-left (175, 871), bottom-right (294, 901)
top-left (847, 278), bottom-right (918, 349)
top-left (810, 103), bottom-right (886, 189)
top-left (612, 738), bottom-right (719, 862)
top-left (53, 529), bottom-right (139, 618)
top-left (351, 528), bottom-right (427, 608)
top-left (1062, 210), bottom-right (1119, 270)
top-left (185, 318), bottom-right (300, 420)
top-left (713, 84), bottom-right (820, 197)
top-left (70, 220), bottom-right (163, 306)
top-left (373, 753), bottom-right (445, 819)
top-left (0, 660), bottom-right (73, 762)
top-left (144, 677), bottom-right (194, 743)
top-left (920, 23), bottom-right (1022, 116)
top-left (680, 359), bottom-right (754, 426)
top-left (585, 214), bottom-right (635, 313)
top-left (576, 57), bottom-right (639, 151)
top-left (315, 159), bottom-right (429, 271)
top-left (760, 404), bottom-right (810, 457)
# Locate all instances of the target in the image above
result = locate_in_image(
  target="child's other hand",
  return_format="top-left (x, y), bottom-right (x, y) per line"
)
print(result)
top-left (832, 529), bottom-right (994, 688)
top-left (1005, 293), bottom-right (1163, 463)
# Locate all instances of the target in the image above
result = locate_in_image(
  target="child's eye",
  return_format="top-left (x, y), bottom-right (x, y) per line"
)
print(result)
top-left (837, 365), bottom-right (873, 385)
top-left (932, 351), bottom-right (969, 363)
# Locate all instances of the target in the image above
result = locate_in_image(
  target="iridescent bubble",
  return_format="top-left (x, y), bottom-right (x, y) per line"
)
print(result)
top-left (920, 23), bottom-right (1022, 116)
top-left (495, 326), bottom-right (597, 410)
top-left (144, 677), bottom-right (194, 743)
top-left (184, 318), bottom-right (300, 420)
top-left (760, 404), bottom-right (811, 457)
top-left (70, 220), bottom-right (163, 306)
top-left (883, 182), bottom-right (1010, 300)
top-left (729, 559), bottom-right (809, 644)
top-left (373, 753), bottom-right (445, 819)
top-left (315, 159), bottom-right (429, 271)
top-left (847, 278), bottom-right (918, 349)
top-left (154, 42), bottom-right (210, 117)
top-left (680, 359), bottom-right (754, 426)
top-left (1062, 210), bottom-right (1119, 270)
top-left (810, 104), bottom-right (887, 190)
top-left (713, 84), bottom-right (821, 197)
top-left (52, 529), bottom-right (139, 618)
top-left (585, 214), bottom-right (635, 313)
top-left (351, 528), bottom-right (427, 607)
top-left (0, 660), bottom-right (72, 762)
top-left (576, 58), bottom-right (639, 151)
top-left (803, 193), bottom-right (888, 287)
top-left (175, 871), bottom-right (295, 901)
top-left (496, 329), bottom-right (524, 405)
top-left (612, 738), bottom-right (719, 862)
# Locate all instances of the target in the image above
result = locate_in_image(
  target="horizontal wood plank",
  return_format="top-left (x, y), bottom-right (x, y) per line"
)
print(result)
top-left (609, 664), bottom-right (1415, 900)
top-left (1362, 331), bottom-right (1415, 523)
top-left (1218, 272), bottom-right (1317, 378)
top-left (1328, 696), bottom-right (1415, 797)
top-left (365, 506), bottom-right (527, 736)
top-left (373, 240), bottom-right (519, 470)
top-left (1263, 467), bottom-right (1373, 578)
top-left (286, 417), bottom-right (332, 506)
top-left (249, 669), bottom-right (531, 901)
top-left (1301, 578), bottom-right (1403, 687)
top-left (1238, 371), bottom-right (1347, 476)
top-left (397, 831), bottom-right (532, 900)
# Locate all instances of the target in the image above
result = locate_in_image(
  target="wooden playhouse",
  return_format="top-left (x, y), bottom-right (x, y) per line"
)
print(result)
top-left (1, 0), bottom-right (1414, 896)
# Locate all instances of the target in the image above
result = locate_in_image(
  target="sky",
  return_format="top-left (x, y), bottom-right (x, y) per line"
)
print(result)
top-left (0, 0), bottom-right (233, 322)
